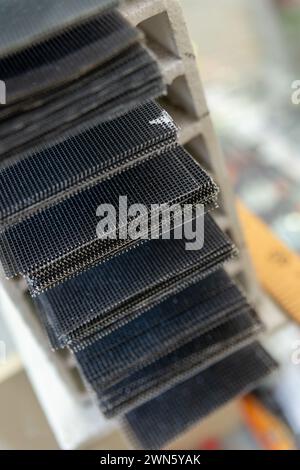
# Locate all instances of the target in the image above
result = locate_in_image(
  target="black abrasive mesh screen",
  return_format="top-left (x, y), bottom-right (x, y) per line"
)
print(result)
top-left (0, 10), bottom-right (137, 104)
top-left (97, 310), bottom-right (262, 417)
top-left (35, 215), bottom-right (236, 349)
top-left (123, 343), bottom-right (277, 449)
top-left (0, 0), bottom-right (119, 58)
top-left (0, 146), bottom-right (219, 292)
top-left (72, 269), bottom-right (259, 389)
top-left (0, 11), bottom-right (165, 161)
top-left (0, 101), bottom-right (177, 225)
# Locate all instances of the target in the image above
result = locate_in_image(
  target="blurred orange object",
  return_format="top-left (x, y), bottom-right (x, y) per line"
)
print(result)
top-left (237, 200), bottom-right (300, 323)
top-left (241, 395), bottom-right (296, 450)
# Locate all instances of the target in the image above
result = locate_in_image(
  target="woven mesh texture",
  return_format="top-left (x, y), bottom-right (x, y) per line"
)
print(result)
top-left (73, 269), bottom-right (257, 389)
top-left (35, 214), bottom-right (236, 348)
top-left (0, 40), bottom-right (157, 127)
top-left (97, 310), bottom-right (263, 417)
top-left (0, 101), bottom-right (177, 225)
top-left (0, 146), bottom-right (219, 289)
top-left (0, 10), bottom-right (138, 104)
top-left (0, 42), bottom-right (165, 160)
top-left (124, 343), bottom-right (277, 449)
top-left (0, 0), bottom-right (119, 58)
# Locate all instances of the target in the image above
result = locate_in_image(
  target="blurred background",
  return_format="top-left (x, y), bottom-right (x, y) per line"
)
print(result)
top-left (179, 0), bottom-right (300, 450)
top-left (183, 0), bottom-right (300, 252)
top-left (1, 0), bottom-right (300, 450)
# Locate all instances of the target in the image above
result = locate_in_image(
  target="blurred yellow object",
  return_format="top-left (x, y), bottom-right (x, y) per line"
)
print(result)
top-left (241, 395), bottom-right (296, 450)
top-left (237, 200), bottom-right (300, 323)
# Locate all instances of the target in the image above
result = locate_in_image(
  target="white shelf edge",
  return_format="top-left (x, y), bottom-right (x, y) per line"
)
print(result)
top-left (119, 0), bottom-right (165, 26)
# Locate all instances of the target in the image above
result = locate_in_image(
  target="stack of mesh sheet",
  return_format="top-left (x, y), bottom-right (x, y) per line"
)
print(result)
top-left (0, 0), bottom-right (277, 449)
top-left (0, 146), bottom-right (219, 293)
top-left (71, 269), bottom-right (264, 417)
top-left (123, 342), bottom-right (277, 449)
top-left (72, 269), bottom-right (259, 381)
top-left (98, 312), bottom-right (262, 417)
top-left (35, 219), bottom-right (236, 348)
top-left (0, 6), bottom-right (165, 161)
top-left (0, 1), bottom-right (119, 56)
top-left (0, 101), bottom-right (177, 226)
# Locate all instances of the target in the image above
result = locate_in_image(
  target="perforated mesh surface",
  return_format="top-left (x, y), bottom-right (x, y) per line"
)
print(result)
top-left (73, 269), bottom-right (261, 389)
top-left (0, 0), bottom-right (119, 58)
top-left (0, 101), bottom-right (177, 225)
top-left (0, 3), bottom-right (268, 440)
top-left (124, 343), bottom-right (277, 449)
top-left (35, 214), bottom-right (236, 348)
top-left (97, 310), bottom-right (262, 417)
top-left (0, 42), bottom-right (165, 160)
top-left (0, 40), bottom-right (156, 126)
top-left (0, 10), bottom-right (138, 104)
top-left (0, 146), bottom-right (219, 291)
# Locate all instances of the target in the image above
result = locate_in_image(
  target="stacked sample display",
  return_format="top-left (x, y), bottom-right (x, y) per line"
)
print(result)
top-left (0, 0), bottom-right (277, 449)
top-left (124, 343), bottom-right (276, 449)
top-left (0, 3), bottom-right (164, 161)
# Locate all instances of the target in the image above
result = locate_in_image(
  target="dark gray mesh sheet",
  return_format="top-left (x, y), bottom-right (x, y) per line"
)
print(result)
top-left (0, 101), bottom-right (177, 225)
top-left (0, 0), bottom-right (119, 58)
top-left (0, 10), bottom-right (138, 104)
top-left (0, 42), bottom-right (165, 160)
top-left (0, 146), bottom-right (219, 291)
top-left (73, 269), bottom-right (261, 389)
top-left (0, 2), bottom-right (269, 444)
top-left (34, 214), bottom-right (236, 348)
top-left (123, 343), bottom-right (277, 449)
top-left (96, 310), bottom-right (263, 417)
